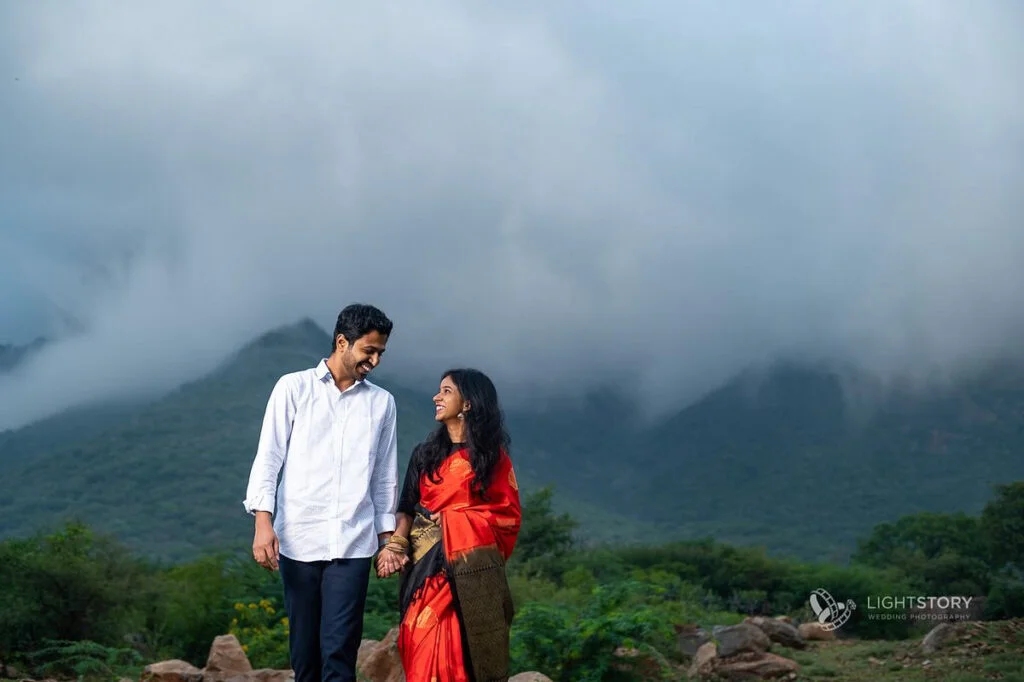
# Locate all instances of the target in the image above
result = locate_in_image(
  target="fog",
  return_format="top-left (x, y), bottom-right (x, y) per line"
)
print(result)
top-left (1, 1), bottom-right (1022, 430)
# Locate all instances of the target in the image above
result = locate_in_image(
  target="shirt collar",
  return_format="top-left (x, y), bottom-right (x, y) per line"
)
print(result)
top-left (316, 359), bottom-right (366, 393)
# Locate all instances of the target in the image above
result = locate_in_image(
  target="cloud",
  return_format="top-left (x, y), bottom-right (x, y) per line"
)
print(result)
top-left (1, 0), bottom-right (1022, 430)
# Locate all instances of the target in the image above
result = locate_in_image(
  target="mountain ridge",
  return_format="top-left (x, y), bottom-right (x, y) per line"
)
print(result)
top-left (1, 317), bottom-right (1022, 563)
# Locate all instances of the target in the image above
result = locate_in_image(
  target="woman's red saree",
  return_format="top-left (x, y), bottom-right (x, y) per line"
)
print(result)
top-left (397, 446), bottom-right (521, 682)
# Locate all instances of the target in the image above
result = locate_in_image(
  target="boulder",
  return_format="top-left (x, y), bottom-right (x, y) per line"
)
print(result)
top-left (612, 646), bottom-right (673, 679)
top-left (687, 641), bottom-right (717, 679)
top-left (745, 616), bottom-right (806, 649)
top-left (713, 623), bottom-right (771, 657)
top-left (675, 623), bottom-right (712, 658)
top-left (921, 623), bottom-right (958, 654)
top-left (797, 622), bottom-right (835, 641)
top-left (141, 660), bottom-right (204, 682)
top-left (204, 634), bottom-right (253, 682)
top-left (223, 671), bottom-right (292, 682)
top-left (716, 651), bottom-right (800, 679)
top-left (356, 627), bottom-right (404, 682)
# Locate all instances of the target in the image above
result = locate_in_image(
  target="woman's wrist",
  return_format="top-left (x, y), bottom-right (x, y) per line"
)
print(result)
top-left (384, 534), bottom-right (409, 555)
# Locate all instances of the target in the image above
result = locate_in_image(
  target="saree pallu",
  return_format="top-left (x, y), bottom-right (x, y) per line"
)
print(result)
top-left (397, 448), bottom-right (522, 682)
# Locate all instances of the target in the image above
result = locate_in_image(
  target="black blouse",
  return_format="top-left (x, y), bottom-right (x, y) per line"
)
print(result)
top-left (397, 441), bottom-right (466, 516)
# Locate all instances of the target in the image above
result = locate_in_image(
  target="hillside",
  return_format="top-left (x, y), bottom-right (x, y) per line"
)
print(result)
top-left (0, 320), bottom-right (655, 561)
top-left (1, 319), bottom-right (1023, 562)
top-left (0, 320), bottom-right (430, 560)
top-left (518, 360), bottom-right (1024, 560)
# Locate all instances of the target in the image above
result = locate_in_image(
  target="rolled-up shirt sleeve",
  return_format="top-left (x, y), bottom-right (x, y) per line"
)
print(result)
top-left (370, 394), bottom-right (399, 534)
top-left (243, 375), bottom-right (295, 515)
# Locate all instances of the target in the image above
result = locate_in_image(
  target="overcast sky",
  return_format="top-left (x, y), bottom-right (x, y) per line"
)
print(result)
top-left (1, 1), bottom-right (1022, 430)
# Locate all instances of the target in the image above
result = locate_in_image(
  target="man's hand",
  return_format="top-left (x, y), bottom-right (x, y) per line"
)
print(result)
top-left (376, 547), bottom-right (409, 578)
top-left (253, 512), bottom-right (279, 571)
top-left (375, 532), bottom-right (410, 578)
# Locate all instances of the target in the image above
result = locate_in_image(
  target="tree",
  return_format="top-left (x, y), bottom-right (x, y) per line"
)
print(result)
top-left (509, 485), bottom-right (577, 577)
top-left (0, 521), bottom-right (154, 676)
top-left (980, 480), bottom-right (1024, 569)
top-left (850, 511), bottom-right (990, 596)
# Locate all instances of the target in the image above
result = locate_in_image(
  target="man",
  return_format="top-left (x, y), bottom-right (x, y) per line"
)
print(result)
top-left (244, 303), bottom-right (405, 682)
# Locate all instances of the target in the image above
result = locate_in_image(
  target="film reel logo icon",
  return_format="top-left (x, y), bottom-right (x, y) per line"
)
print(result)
top-left (809, 588), bottom-right (857, 631)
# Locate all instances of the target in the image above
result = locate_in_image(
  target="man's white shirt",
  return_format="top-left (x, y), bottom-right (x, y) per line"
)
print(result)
top-left (243, 359), bottom-right (398, 561)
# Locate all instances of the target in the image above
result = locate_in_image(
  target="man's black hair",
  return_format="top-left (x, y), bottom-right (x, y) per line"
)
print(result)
top-left (332, 303), bottom-right (393, 352)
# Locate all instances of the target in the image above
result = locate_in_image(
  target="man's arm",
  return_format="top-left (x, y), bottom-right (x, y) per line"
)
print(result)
top-left (370, 394), bottom-right (399, 546)
top-left (244, 376), bottom-right (295, 569)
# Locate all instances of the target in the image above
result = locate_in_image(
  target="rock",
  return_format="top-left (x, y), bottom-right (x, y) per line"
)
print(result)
top-left (716, 651), bottom-right (800, 679)
top-left (612, 646), bottom-right (673, 679)
top-left (141, 660), bottom-right (205, 682)
top-left (223, 671), bottom-right (293, 682)
top-left (797, 622), bottom-right (835, 641)
top-left (745, 616), bottom-right (807, 649)
top-left (675, 623), bottom-right (712, 658)
top-left (204, 634), bottom-right (253, 682)
top-left (509, 674), bottom-right (553, 682)
top-left (358, 638), bottom-right (378, 663)
top-left (356, 627), bottom-right (404, 682)
top-left (687, 641), bottom-right (717, 679)
top-left (713, 623), bottom-right (772, 658)
top-left (922, 623), bottom-right (958, 654)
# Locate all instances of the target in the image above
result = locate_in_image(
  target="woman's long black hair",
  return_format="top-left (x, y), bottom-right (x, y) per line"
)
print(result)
top-left (414, 368), bottom-right (511, 500)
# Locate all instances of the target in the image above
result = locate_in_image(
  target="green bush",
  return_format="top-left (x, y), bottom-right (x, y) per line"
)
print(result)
top-left (510, 582), bottom-right (673, 682)
top-left (26, 640), bottom-right (142, 681)
top-left (3, 481), bottom-right (1023, 678)
top-left (0, 522), bottom-right (155, 673)
top-left (229, 599), bottom-right (289, 670)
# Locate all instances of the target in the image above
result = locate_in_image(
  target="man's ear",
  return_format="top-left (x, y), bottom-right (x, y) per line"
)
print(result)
top-left (335, 334), bottom-right (348, 352)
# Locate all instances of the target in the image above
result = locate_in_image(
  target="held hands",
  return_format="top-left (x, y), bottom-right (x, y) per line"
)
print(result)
top-left (376, 534), bottom-right (411, 578)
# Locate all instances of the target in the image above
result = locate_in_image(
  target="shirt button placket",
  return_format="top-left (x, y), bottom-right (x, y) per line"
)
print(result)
top-left (329, 388), bottom-right (342, 559)
top-left (334, 390), bottom-right (347, 557)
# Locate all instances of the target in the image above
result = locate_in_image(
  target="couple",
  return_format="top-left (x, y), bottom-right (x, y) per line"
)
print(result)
top-left (243, 303), bottom-right (521, 682)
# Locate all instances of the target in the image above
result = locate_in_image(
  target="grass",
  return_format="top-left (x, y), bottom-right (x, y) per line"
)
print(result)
top-left (759, 619), bottom-right (1024, 681)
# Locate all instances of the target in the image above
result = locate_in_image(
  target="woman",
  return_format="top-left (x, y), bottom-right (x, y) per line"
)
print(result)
top-left (376, 368), bottom-right (521, 682)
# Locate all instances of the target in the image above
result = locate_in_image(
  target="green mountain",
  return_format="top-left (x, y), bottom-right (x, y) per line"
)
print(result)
top-left (1, 319), bottom-right (1023, 564)
top-left (526, 361), bottom-right (1024, 561)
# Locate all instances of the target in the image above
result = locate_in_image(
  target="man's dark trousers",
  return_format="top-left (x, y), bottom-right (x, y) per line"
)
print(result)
top-left (279, 554), bottom-right (372, 682)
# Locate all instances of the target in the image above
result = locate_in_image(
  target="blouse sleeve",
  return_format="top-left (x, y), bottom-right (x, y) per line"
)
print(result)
top-left (396, 445), bottom-right (422, 516)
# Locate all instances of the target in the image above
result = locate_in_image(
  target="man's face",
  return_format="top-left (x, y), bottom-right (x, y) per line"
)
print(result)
top-left (338, 330), bottom-right (388, 381)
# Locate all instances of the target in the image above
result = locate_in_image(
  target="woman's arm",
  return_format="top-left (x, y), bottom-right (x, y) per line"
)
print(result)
top-left (394, 511), bottom-right (413, 540)
top-left (377, 512), bottom-right (413, 576)
top-left (377, 449), bottom-right (421, 577)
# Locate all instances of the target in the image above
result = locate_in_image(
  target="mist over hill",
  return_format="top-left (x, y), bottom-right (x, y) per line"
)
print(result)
top-left (1, 318), bottom-right (1022, 563)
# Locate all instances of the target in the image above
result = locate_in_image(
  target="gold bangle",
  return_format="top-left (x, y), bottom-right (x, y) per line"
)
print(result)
top-left (388, 535), bottom-right (410, 547)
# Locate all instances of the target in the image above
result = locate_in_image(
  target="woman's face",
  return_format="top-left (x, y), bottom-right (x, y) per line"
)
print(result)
top-left (433, 375), bottom-right (466, 423)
